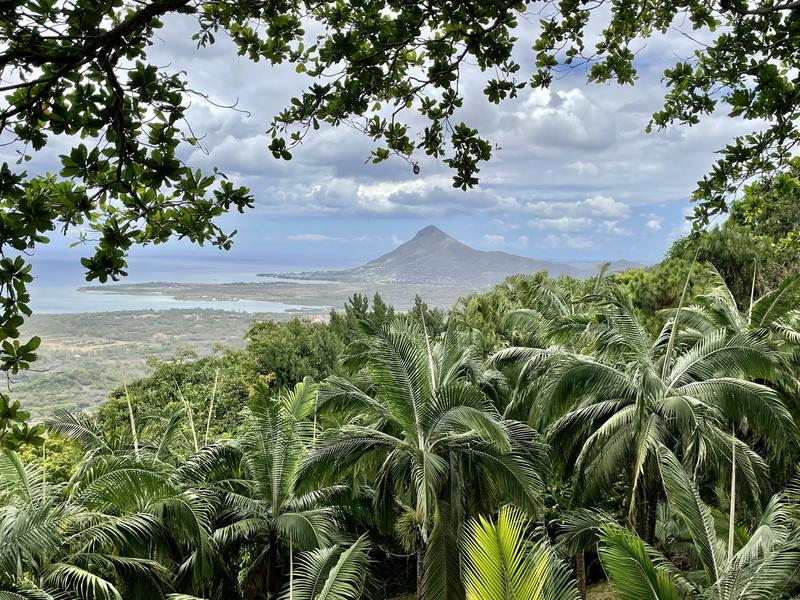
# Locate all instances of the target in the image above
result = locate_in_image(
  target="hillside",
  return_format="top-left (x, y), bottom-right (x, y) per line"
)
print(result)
top-left (262, 225), bottom-right (636, 285)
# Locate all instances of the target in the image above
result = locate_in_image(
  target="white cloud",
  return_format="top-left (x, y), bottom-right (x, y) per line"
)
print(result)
top-left (287, 234), bottom-right (348, 242)
top-left (523, 195), bottom-right (632, 236)
top-left (598, 221), bottom-right (632, 236)
top-left (543, 234), bottom-right (595, 250)
top-left (508, 89), bottom-right (619, 151)
top-left (581, 195), bottom-right (630, 220)
top-left (567, 161), bottom-right (600, 176)
top-left (668, 207), bottom-right (695, 241)
top-left (491, 218), bottom-right (521, 231)
top-left (15, 13), bottom-right (755, 265)
top-left (481, 234), bottom-right (506, 246)
top-left (645, 216), bottom-right (663, 232)
top-left (524, 195), bottom-right (629, 220)
top-left (528, 217), bottom-right (593, 232)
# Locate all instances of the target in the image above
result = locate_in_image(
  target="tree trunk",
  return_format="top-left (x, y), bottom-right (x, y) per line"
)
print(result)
top-left (266, 530), bottom-right (279, 598)
top-left (635, 486), bottom-right (647, 540)
top-left (645, 487), bottom-right (658, 546)
top-left (243, 531), bottom-right (277, 600)
top-left (576, 550), bottom-right (587, 600)
top-left (416, 535), bottom-right (426, 600)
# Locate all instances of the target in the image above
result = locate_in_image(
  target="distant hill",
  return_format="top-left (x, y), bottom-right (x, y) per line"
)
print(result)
top-left (262, 225), bottom-right (645, 286)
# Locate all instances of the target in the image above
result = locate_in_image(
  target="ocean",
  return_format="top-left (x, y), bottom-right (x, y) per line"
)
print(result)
top-left (26, 254), bottom-right (327, 314)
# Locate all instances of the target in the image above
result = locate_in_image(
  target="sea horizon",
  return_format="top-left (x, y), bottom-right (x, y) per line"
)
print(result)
top-left (28, 254), bottom-right (342, 314)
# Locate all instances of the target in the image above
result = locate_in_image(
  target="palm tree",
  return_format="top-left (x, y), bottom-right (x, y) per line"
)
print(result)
top-left (677, 268), bottom-right (800, 337)
top-left (0, 449), bottom-right (168, 599)
top-left (487, 273), bottom-right (611, 427)
top-left (46, 406), bottom-right (234, 598)
top-left (679, 269), bottom-right (800, 410)
top-left (44, 380), bottom-right (374, 600)
top-left (598, 445), bottom-right (800, 600)
top-left (507, 285), bottom-right (795, 543)
top-left (461, 505), bottom-right (578, 600)
top-left (301, 318), bottom-right (548, 600)
top-left (213, 377), bottom-right (341, 599)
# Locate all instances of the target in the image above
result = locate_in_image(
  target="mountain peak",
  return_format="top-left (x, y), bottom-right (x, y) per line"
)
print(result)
top-left (268, 226), bottom-right (644, 286)
top-left (412, 225), bottom-right (450, 240)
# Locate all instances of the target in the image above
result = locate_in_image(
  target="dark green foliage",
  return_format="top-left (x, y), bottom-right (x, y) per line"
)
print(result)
top-left (246, 317), bottom-right (343, 390)
top-left (729, 160), bottom-right (800, 291)
top-left (730, 158), bottom-right (800, 243)
top-left (616, 258), bottom-right (715, 334)
top-left (4, 0), bottom-right (800, 439)
top-left (17, 433), bottom-right (81, 483)
top-left (328, 292), bottom-right (396, 348)
top-left (408, 294), bottom-right (447, 338)
top-left (667, 226), bottom-right (770, 308)
top-left (5, 262), bottom-right (800, 598)
top-left (0, 394), bottom-right (44, 450)
top-left (4, 0), bottom-right (800, 593)
top-left (99, 348), bottom-right (259, 439)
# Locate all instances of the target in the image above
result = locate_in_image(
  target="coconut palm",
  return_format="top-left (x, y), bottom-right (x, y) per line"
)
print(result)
top-left (678, 269), bottom-right (800, 337)
top-left (301, 318), bottom-right (548, 600)
top-left (461, 505), bottom-right (578, 600)
top-left (501, 271), bottom-right (605, 352)
top-left (487, 273), bottom-right (612, 428)
top-left (598, 445), bottom-right (800, 600)
top-left (679, 269), bottom-right (800, 417)
top-left (46, 407), bottom-right (232, 598)
top-left (47, 378), bottom-right (369, 600)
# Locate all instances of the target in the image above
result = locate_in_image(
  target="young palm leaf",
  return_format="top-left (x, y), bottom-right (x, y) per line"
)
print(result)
top-left (283, 534), bottom-right (371, 600)
top-left (461, 506), bottom-right (578, 600)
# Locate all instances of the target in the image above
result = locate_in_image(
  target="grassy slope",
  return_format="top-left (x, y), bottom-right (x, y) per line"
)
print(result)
top-left (13, 309), bottom-right (291, 418)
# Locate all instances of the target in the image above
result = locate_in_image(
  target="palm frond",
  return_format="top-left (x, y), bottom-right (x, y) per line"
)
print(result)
top-left (462, 506), bottom-right (578, 600)
top-left (285, 534), bottom-right (371, 600)
top-left (598, 525), bottom-right (679, 600)
top-left (656, 445), bottom-right (722, 583)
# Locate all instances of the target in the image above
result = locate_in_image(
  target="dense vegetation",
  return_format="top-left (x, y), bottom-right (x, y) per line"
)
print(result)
top-left (2, 196), bottom-right (800, 600)
top-left (3, 0), bottom-right (800, 438)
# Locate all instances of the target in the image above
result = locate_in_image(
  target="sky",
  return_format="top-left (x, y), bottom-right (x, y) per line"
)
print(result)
top-left (8, 7), bottom-right (750, 275)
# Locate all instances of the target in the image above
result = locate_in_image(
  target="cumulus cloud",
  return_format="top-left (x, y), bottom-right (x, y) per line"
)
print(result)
top-left (506, 88), bottom-right (619, 151)
top-left (543, 234), bottom-right (595, 250)
top-left (524, 196), bottom-right (629, 220)
top-left (528, 217), bottom-right (593, 232)
top-left (645, 216), bottom-right (663, 232)
top-left (523, 195), bottom-right (632, 238)
top-left (12, 11), bottom-right (755, 264)
top-left (581, 196), bottom-right (630, 220)
top-left (598, 221), bottom-right (632, 236)
top-left (491, 218), bottom-right (521, 231)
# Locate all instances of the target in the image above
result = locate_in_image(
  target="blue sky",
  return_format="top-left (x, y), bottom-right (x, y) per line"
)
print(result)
top-left (10, 9), bottom-right (747, 278)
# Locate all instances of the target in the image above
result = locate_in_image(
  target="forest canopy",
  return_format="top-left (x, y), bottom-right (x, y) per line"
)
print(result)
top-left (2, 0), bottom-right (800, 421)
